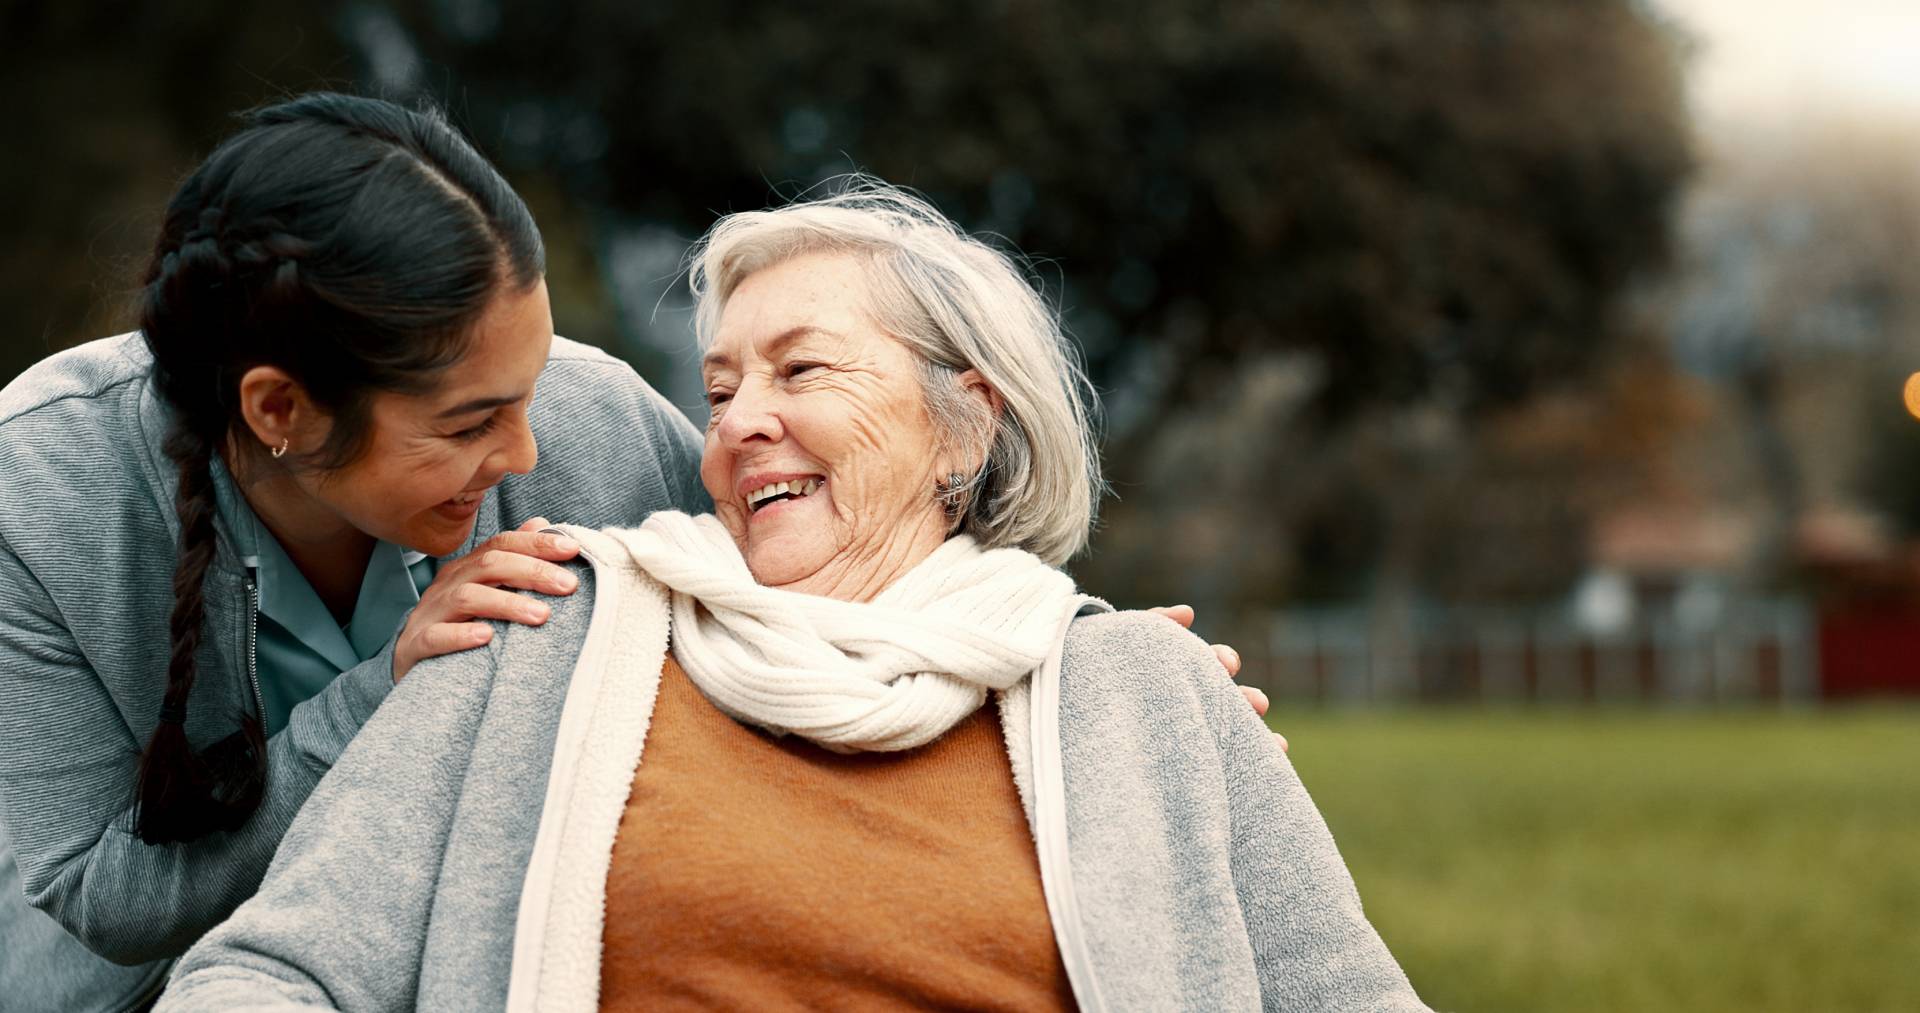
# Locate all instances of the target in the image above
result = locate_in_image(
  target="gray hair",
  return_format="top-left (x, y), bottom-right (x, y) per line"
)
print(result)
top-left (686, 179), bottom-right (1102, 565)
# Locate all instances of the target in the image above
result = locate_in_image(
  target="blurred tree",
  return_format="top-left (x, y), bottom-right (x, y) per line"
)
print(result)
top-left (387, 0), bottom-right (1690, 430)
top-left (1664, 117), bottom-right (1920, 563)
top-left (0, 2), bottom-right (351, 384)
top-left (4, 1), bottom-right (1693, 641)
top-left (387, 0), bottom-right (1693, 639)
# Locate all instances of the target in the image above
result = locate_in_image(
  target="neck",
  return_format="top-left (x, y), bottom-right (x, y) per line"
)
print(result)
top-left (772, 511), bottom-right (953, 603)
top-left (225, 444), bottom-right (377, 624)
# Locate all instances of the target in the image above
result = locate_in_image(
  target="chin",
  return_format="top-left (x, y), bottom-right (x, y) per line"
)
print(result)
top-left (402, 517), bottom-right (479, 558)
top-left (744, 541), bottom-right (827, 588)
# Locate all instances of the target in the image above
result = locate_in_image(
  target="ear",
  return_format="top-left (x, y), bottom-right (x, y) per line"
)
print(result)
top-left (235, 366), bottom-right (327, 459)
top-left (941, 369), bottom-right (1004, 476)
top-left (958, 368), bottom-right (1004, 422)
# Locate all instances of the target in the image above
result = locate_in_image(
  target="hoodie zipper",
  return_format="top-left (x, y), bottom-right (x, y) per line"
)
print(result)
top-left (244, 576), bottom-right (264, 722)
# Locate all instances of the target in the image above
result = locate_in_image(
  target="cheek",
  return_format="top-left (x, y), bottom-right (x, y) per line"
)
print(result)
top-left (368, 445), bottom-right (481, 510)
top-left (812, 380), bottom-right (924, 468)
top-left (702, 444), bottom-right (749, 532)
top-left (846, 397), bottom-right (940, 497)
top-left (699, 434), bottom-right (728, 500)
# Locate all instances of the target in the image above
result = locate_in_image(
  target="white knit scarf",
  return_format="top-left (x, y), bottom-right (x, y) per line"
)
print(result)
top-left (601, 511), bottom-right (1080, 752)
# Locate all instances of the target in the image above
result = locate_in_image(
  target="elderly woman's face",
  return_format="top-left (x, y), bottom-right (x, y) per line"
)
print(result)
top-left (700, 252), bottom-right (958, 595)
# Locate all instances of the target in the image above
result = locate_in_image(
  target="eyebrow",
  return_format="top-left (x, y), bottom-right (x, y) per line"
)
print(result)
top-left (434, 392), bottom-right (527, 419)
top-left (701, 326), bottom-right (839, 373)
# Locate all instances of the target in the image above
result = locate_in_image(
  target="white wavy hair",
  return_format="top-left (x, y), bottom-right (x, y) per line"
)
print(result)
top-left (685, 179), bottom-right (1102, 565)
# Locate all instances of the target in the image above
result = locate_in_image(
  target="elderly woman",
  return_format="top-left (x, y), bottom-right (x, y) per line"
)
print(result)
top-left (158, 185), bottom-right (1428, 1012)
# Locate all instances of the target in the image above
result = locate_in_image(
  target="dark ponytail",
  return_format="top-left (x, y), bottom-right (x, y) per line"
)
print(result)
top-left (132, 93), bottom-right (544, 844)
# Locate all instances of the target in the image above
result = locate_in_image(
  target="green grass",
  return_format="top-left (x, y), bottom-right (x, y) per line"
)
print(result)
top-left (1269, 707), bottom-right (1920, 1013)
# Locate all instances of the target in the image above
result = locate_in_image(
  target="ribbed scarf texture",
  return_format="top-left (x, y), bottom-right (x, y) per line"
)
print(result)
top-left (602, 512), bottom-right (1080, 752)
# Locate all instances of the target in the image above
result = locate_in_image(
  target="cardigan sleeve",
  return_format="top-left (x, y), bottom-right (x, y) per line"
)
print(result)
top-left (1058, 611), bottom-right (1430, 1012)
top-left (155, 626), bottom-right (510, 1011)
top-left (0, 534), bottom-right (395, 964)
top-left (1191, 641), bottom-right (1433, 1011)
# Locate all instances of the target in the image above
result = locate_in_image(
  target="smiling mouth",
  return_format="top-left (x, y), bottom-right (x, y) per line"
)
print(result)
top-left (747, 478), bottom-right (824, 513)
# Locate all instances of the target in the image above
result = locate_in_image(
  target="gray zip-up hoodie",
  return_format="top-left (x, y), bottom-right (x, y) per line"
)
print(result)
top-left (157, 528), bottom-right (1429, 1012)
top-left (0, 334), bottom-right (708, 1011)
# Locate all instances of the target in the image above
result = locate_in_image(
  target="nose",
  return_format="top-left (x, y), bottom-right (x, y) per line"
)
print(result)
top-left (713, 377), bottom-right (783, 448)
top-left (494, 405), bottom-right (539, 477)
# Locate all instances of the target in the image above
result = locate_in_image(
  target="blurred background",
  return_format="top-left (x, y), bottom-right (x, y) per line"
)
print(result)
top-left (2, 1), bottom-right (1915, 1008)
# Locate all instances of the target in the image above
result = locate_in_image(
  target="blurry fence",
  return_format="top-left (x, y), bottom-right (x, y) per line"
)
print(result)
top-left (1253, 599), bottom-right (1819, 705)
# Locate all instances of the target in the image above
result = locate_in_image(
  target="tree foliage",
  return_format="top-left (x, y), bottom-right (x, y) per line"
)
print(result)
top-left (3, 0), bottom-right (1692, 608)
top-left (391, 0), bottom-right (1690, 429)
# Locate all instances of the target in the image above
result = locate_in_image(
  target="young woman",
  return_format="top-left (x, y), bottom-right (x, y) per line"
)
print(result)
top-left (0, 96), bottom-right (1256, 1010)
top-left (0, 93), bottom-right (709, 1011)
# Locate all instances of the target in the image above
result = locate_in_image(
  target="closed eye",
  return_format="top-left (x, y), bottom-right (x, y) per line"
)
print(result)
top-left (452, 414), bottom-right (499, 442)
top-left (785, 361), bottom-right (822, 379)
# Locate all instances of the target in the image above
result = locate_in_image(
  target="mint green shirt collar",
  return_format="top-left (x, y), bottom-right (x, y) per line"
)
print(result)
top-left (209, 457), bottom-right (433, 731)
top-left (237, 516), bottom-right (429, 674)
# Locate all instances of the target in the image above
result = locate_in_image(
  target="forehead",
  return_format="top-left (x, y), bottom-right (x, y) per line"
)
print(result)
top-left (706, 253), bottom-right (876, 361)
top-left (428, 279), bottom-right (554, 398)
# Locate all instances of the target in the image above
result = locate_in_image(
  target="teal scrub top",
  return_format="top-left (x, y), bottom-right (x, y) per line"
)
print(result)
top-left (214, 469), bottom-right (437, 735)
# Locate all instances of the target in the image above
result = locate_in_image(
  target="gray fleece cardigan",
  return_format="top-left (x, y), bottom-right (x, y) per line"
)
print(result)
top-left (158, 528), bottom-right (1428, 1012)
top-left (0, 334), bottom-right (708, 1012)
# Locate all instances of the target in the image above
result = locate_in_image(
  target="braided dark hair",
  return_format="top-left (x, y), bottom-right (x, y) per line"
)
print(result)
top-left (133, 93), bottom-right (544, 844)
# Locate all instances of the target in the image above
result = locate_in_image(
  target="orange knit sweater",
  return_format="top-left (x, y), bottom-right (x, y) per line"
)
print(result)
top-left (599, 658), bottom-right (1075, 1011)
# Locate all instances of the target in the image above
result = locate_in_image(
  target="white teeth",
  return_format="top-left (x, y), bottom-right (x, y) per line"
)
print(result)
top-left (747, 478), bottom-right (823, 508)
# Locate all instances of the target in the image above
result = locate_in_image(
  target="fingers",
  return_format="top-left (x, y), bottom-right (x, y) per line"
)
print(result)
top-left (1234, 684), bottom-right (1286, 753)
top-left (478, 529), bottom-right (582, 565)
top-left (445, 546), bottom-right (580, 596)
top-left (1213, 643), bottom-right (1241, 678)
top-left (1239, 684), bottom-right (1269, 717)
top-left (517, 516), bottom-right (552, 533)
top-left (1147, 604), bottom-right (1196, 629)
top-left (395, 622), bottom-right (495, 682)
top-left (420, 621), bottom-right (496, 657)
top-left (444, 583), bottom-right (554, 625)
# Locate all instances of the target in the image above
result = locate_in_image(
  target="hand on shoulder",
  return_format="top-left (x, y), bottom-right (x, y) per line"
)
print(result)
top-left (1071, 609), bottom-right (1288, 753)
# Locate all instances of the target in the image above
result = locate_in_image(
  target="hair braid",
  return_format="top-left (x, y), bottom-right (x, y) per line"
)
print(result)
top-left (132, 426), bottom-right (266, 844)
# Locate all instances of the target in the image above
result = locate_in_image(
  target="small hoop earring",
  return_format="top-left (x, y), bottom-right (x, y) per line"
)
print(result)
top-left (271, 438), bottom-right (288, 459)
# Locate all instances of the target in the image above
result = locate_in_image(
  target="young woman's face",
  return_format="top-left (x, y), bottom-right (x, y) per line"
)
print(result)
top-left (300, 280), bottom-right (554, 556)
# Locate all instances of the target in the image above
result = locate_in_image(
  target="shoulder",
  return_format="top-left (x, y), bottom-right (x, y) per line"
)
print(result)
top-left (0, 333), bottom-right (152, 430)
top-left (1064, 610), bottom-right (1220, 678)
top-left (383, 556), bottom-right (600, 716)
top-left (523, 336), bottom-right (697, 463)
top-left (542, 334), bottom-right (631, 374)
top-left (490, 553), bottom-right (602, 675)
top-left (1060, 609), bottom-right (1227, 709)
top-left (487, 554), bottom-right (601, 663)
top-left (533, 336), bottom-right (678, 413)
top-left (500, 337), bottom-right (707, 526)
top-left (0, 335), bottom-right (161, 544)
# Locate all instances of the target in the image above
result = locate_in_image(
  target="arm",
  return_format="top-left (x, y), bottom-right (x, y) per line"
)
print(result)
top-left (157, 622), bottom-right (508, 1011)
top-left (0, 541), bottom-right (394, 964)
top-left (1192, 643), bottom-right (1429, 1011)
